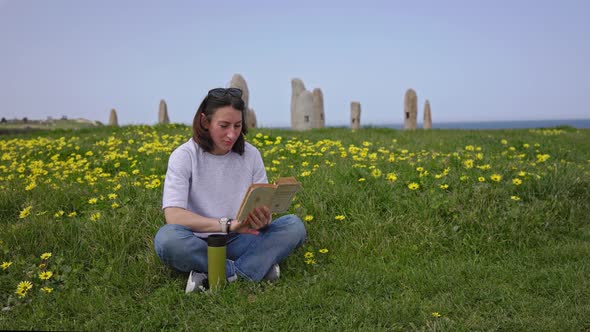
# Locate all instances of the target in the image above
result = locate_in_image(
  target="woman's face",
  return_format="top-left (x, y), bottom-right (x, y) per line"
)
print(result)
top-left (203, 106), bottom-right (243, 155)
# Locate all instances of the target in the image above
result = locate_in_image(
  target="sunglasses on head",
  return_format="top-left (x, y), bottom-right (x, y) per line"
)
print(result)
top-left (208, 88), bottom-right (243, 99)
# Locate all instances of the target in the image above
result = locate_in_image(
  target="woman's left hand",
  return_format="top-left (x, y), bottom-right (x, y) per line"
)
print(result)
top-left (246, 206), bottom-right (271, 230)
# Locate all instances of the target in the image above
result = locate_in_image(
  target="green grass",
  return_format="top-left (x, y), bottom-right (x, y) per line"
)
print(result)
top-left (0, 119), bottom-right (101, 132)
top-left (1, 124), bottom-right (589, 330)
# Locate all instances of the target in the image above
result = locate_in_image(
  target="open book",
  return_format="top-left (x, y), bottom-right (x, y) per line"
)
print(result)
top-left (235, 177), bottom-right (302, 222)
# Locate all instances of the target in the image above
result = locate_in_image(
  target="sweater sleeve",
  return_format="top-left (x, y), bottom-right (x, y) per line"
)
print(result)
top-left (162, 148), bottom-right (192, 210)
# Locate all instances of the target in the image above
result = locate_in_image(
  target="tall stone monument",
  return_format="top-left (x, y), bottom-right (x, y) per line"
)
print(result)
top-left (291, 78), bottom-right (324, 130)
top-left (158, 99), bottom-right (170, 124)
top-left (312, 88), bottom-right (325, 128)
top-left (108, 108), bottom-right (118, 127)
top-left (229, 74), bottom-right (249, 109)
top-left (423, 100), bottom-right (432, 129)
top-left (246, 108), bottom-right (257, 129)
top-left (291, 78), bottom-right (306, 129)
top-left (403, 89), bottom-right (417, 130)
top-left (229, 73), bottom-right (256, 128)
top-left (350, 102), bottom-right (361, 130)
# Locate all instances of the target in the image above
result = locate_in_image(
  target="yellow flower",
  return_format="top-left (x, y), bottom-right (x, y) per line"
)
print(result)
top-left (371, 169), bottom-right (382, 178)
top-left (319, 248), bottom-right (329, 254)
top-left (501, 139), bottom-right (508, 145)
top-left (111, 202), bottom-right (120, 209)
top-left (40, 252), bottom-right (52, 260)
top-left (90, 212), bottom-right (101, 221)
top-left (518, 171), bottom-right (526, 177)
top-left (108, 193), bottom-right (118, 200)
top-left (490, 174), bottom-right (502, 182)
top-left (305, 259), bottom-right (317, 265)
top-left (19, 205), bottom-right (33, 219)
top-left (386, 173), bottom-right (398, 182)
top-left (1, 261), bottom-right (12, 270)
top-left (41, 286), bottom-right (53, 293)
top-left (511, 196), bottom-right (521, 201)
top-left (439, 184), bottom-right (449, 190)
top-left (67, 211), bottom-right (77, 217)
top-left (478, 177), bottom-right (486, 182)
top-left (408, 183), bottom-right (419, 190)
top-left (88, 198), bottom-right (98, 204)
top-left (15, 288), bottom-right (27, 298)
top-left (25, 181), bottom-right (37, 191)
top-left (304, 215), bottom-right (314, 221)
top-left (512, 178), bottom-right (522, 185)
top-left (17, 280), bottom-right (33, 291)
top-left (432, 312), bottom-right (441, 318)
top-left (304, 252), bottom-right (314, 259)
top-left (463, 160), bottom-right (474, 169)
top-left (335, 215), bottom-right (346, 221)
top-left (54, 210), bottom-right (64, 218)
top-left (358, 178), bottom-right (366, 182)
top-left (39, 271), bottom-right (53, 280)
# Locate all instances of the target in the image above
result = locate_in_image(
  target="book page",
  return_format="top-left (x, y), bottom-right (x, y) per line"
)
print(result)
top-left (269, 183), bottom-right (300, 213)
top-left (235, 186), bottom-right (276, 221)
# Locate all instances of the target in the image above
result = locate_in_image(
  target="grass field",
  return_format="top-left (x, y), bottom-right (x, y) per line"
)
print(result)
top-left (1, 124), bottom-right (589, 330)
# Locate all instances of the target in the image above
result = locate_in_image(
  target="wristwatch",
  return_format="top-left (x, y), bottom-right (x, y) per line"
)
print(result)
top-left (219, 217), bottom-right (232, 234)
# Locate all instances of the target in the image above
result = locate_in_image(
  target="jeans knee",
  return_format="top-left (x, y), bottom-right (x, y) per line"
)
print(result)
top-left (274, 214), bottom-right (307, 245)
top-left (154, 224), bottom-right (188, 258)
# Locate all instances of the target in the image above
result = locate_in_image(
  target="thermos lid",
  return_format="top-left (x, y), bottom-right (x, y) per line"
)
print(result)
top-left (207, 234), bottom-right (227, 247)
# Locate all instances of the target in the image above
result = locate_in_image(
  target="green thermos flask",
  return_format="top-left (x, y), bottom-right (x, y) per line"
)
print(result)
top-left (207, 234), bottom-right (227, 291)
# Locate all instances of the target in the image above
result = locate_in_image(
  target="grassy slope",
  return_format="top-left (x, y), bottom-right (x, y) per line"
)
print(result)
top-left (0, 125), bottom-right (589, 331)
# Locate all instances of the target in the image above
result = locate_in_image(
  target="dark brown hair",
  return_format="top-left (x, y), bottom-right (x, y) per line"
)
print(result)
top-left (192, 91), bottom-right (248, 155)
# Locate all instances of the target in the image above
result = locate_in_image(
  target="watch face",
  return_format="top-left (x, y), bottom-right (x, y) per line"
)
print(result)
top-left (220, 217), bottom-right (229, 223)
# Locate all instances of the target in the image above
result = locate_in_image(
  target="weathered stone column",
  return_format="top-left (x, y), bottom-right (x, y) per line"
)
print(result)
top-left (312, 88), bottom-right (325, 128)
top-left (158, 99), bottom-right (170, 124)
top-left (350, 101), bottom-right (361, 130)
top-left (291, 78), bottom-right (306, 130)
top-left (229, 74), bottom-right (249, 109)
top-left (246, 108), bottom-right (257, 129)
top-left (423, 100), bottom-right (432, 129)
top-left (294, 90), bottom-right (314, 130)
top-left (403, 89), bottom-right (417, 129)
top-left (108, 108), bottom-right (119, 127)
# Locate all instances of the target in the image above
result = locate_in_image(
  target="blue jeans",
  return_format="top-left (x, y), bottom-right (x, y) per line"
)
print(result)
top-left (154, 214), bottom-right (306, 281)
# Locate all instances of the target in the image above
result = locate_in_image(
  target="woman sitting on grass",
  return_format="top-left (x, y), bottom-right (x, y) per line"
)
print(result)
top-left (154, 87), bottom-right (306, 292)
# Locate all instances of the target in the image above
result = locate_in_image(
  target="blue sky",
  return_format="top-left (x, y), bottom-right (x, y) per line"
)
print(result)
top-left (1, 0), bottom-right (588, 127)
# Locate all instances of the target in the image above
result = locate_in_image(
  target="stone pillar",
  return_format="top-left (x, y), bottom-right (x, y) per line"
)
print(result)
top-left (229, 74), bottom-right (249, 110)
top-left (350, 102), bottom-right (361, 130)
top-left (403, 89), bottom-right (417, 129)
top-left (109, 109), bottom-right (119, 127)
top-left (246, 108), bottom-right (257, 129)
top-left (423, 100), bottom-right (432, 129)
top-left (291, 78), bottom-right (306, 130)
top-left (294, 90), bottom-right (314, 130)
top-left (312, 88), bottom-right (325, 128)
top-left (158, 99), bottom-right (170, 124)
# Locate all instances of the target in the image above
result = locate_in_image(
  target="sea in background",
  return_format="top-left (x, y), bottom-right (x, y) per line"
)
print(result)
top-left (362, 119), bottom-right (590, 130)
